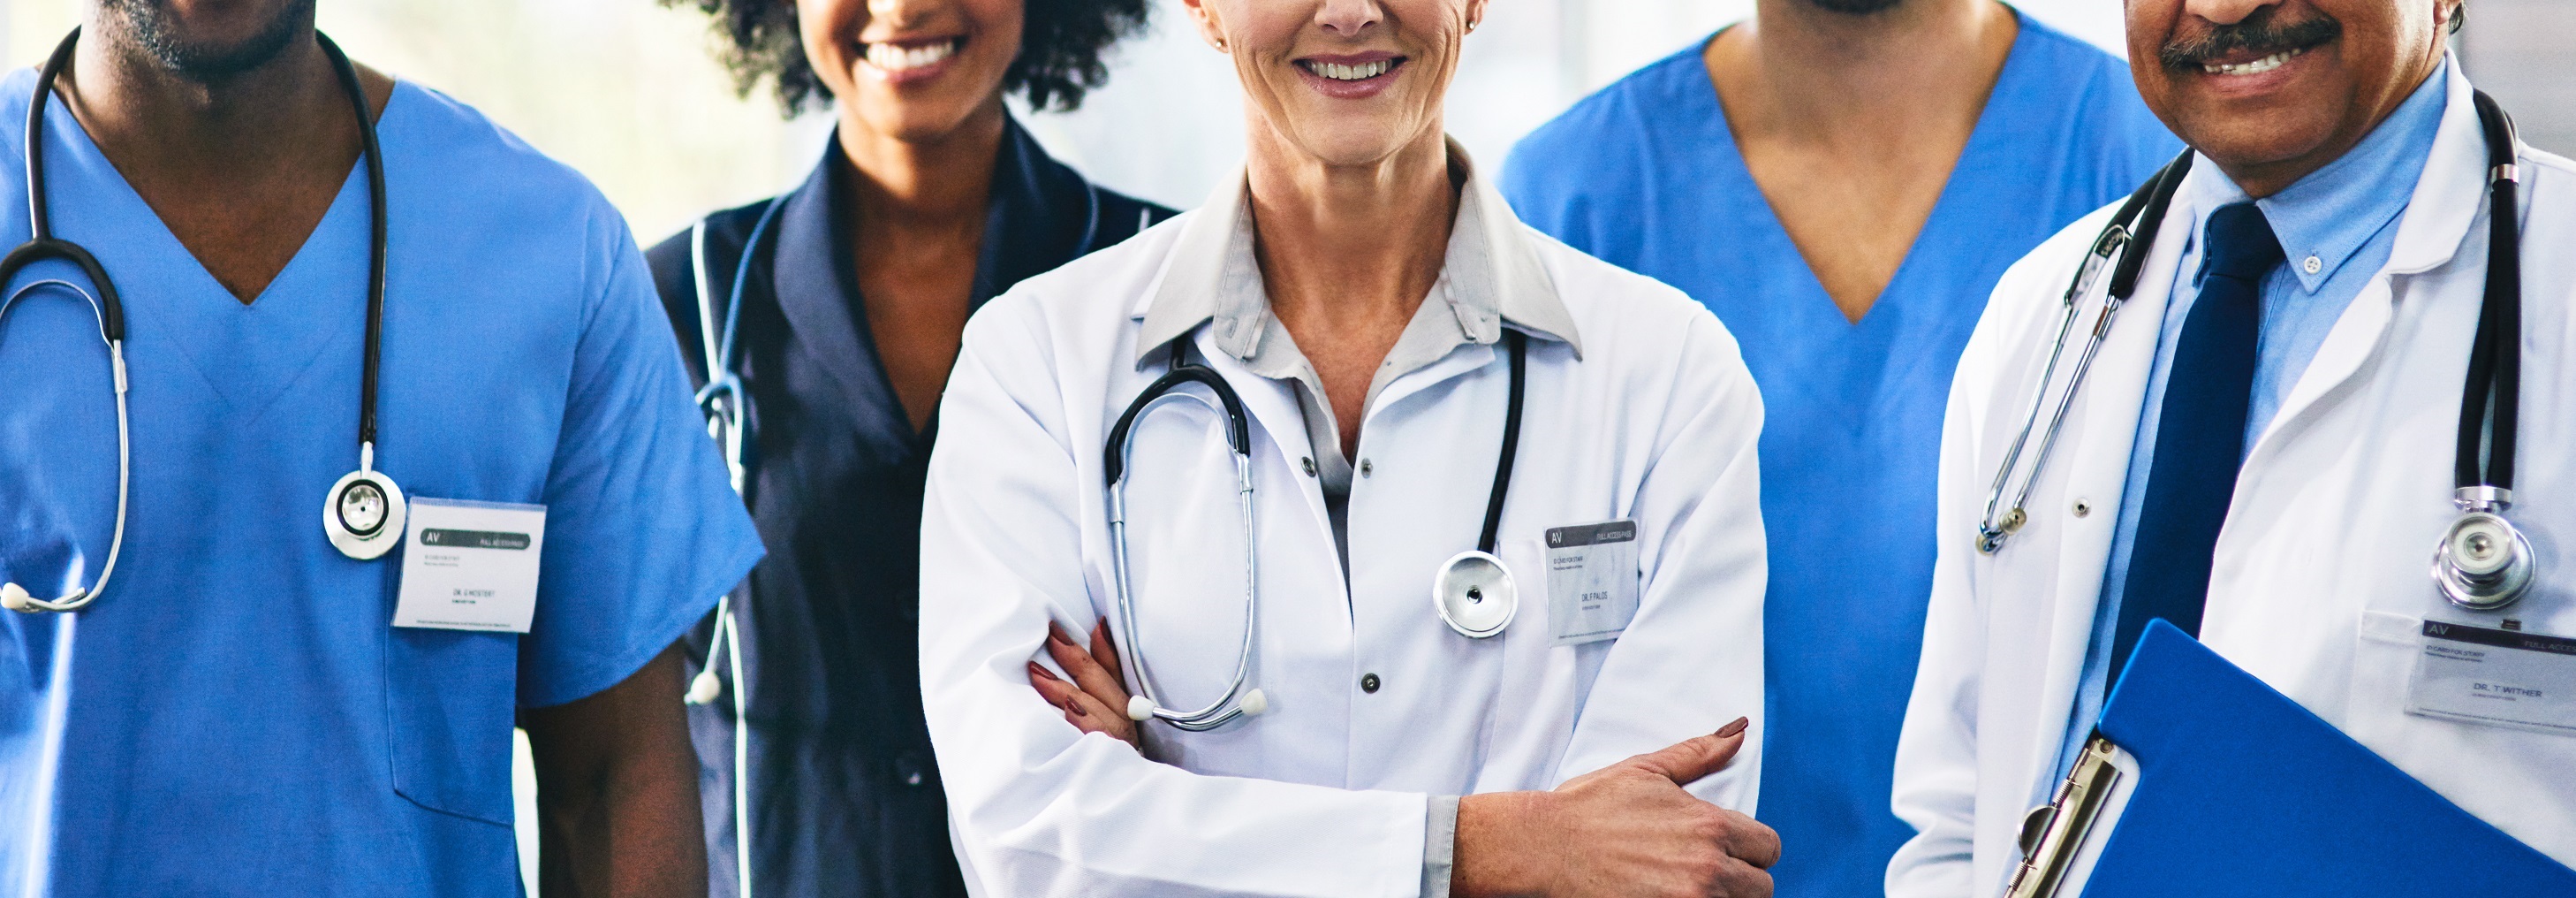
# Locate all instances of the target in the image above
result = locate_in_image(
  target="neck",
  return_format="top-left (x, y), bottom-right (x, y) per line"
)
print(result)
top-left (60, 15), bottom-right (345, 183)
top-left (1242, 121), bottom-right (1456, 327)
top-left (836, 100), bottom-right (1008, 235)
top-left (1721, 0), bottom-right (2016, 142)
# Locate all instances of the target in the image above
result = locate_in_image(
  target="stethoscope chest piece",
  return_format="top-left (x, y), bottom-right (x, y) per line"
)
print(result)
top-left (2433, 501), bottom-right (2534, 612)
top-left (325, 461), bottom-right (406, 560)
top-left (1432, 550), bottom-right (1516, 639)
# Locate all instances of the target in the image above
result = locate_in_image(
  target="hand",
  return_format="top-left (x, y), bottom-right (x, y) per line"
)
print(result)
top-left (1455, 717), bottom-right (1777, 898)
top-left (1027, 618), bottom-right (1142, 750)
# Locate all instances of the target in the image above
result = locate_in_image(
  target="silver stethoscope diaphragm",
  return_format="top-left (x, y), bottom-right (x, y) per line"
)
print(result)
top-left (324, 443), bottom-right (407, 560)
top-left (1432, 550), bottom-right (1516, 639)
top-left (2433, 491), bottom-right (2535, 612)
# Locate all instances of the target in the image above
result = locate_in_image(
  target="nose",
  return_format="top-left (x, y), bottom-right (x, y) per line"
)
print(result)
top-left (2180, 0), bottom-right (2281, 27)
top-left (869, 0), bottom-right (928, 30)
top-left (1315, 0), bottom-right (1383, 38)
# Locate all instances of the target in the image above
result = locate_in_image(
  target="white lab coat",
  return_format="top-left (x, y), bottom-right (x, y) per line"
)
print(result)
top-left (1888, 64), bottom-right (2576, 898)
top-left (918, 165), bottom-right (1768, 897)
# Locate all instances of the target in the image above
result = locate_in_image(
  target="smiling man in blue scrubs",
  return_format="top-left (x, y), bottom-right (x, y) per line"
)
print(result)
top-left (0, 2), bottom-right (760, 896)
top-left (1503, 1), bottom-right (2175, 894)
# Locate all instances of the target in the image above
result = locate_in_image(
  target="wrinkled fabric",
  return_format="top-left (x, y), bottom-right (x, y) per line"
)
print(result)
top-left (0, 72), bottom-right (759, 898)
top-left (1503, 17), bottom-right (2177, 897)
top-left (644, 118), bottom-right (1169, 898)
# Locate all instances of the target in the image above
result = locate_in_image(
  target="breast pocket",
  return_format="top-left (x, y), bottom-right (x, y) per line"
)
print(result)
top-left (385, 626), bottom-right (520, 826)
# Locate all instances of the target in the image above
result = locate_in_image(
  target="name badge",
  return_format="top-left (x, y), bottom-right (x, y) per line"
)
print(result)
top-left (393, 498), bottom-right (546, 633)
top-left (2406, 620), bottom-right (2576, 736)
top-left (1545, 520), bottom-right (1640, 646)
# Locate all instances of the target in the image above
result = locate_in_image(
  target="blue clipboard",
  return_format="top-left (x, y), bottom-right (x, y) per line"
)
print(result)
top-left (2072, 620), bottom-right (2576, 896)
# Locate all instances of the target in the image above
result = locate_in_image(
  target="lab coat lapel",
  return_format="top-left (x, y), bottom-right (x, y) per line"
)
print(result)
top-left (1186, 324), bottom-right (1337, 559)
top-left (2243, 62), bottom-right (2487, 472)
top-left (2017, 181), bottom-right (2194, 800)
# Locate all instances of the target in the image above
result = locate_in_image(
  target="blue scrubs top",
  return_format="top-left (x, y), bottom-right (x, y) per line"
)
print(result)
top-left (1502, 17), bottom-right (2178, 897)
top-left (0, 73), bottom-right (762, 897)
top-left (644, 118), bottom-right (1169, 898)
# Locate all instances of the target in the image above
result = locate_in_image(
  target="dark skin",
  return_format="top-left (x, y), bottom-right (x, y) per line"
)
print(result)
top-left (797, 0), bottom-right (1029, 433)
top-left (65, 3), bottom-right (707, 894)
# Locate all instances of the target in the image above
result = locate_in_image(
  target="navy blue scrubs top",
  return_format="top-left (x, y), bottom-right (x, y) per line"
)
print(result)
top-left (645, 118), bottom-right (1171, 898)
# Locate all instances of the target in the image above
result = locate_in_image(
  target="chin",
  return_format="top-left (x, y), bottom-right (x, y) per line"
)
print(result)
top-left (1283, 113), bottom-right (1428, 168)
top-left (850, 93), bottom-right (988, 145)
top-left (2176, 107), bottom-right (2343, 173)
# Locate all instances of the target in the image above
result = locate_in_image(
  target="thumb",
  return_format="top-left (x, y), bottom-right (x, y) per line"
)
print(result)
top-left (1628, 717), bottom-right (1751, 787)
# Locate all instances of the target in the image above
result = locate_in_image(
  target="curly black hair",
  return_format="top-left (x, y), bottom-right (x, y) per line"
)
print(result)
top-left (663, 0), bottom-right (1152, 116)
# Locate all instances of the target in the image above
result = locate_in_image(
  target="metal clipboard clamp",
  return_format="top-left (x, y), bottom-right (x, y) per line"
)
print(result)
top-left (2003, 734), bottom-right (2140, 898)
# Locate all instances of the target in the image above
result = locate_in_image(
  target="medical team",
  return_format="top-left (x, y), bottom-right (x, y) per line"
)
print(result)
top-left (0, 0), bottom-right (2566, 896)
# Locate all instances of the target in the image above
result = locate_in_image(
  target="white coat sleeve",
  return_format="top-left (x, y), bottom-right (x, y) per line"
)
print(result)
top-left (918, 301), bottom-right (1428, 898)
top-left (1884, 224), bottom-right (2082, 897)
top-left (1551, 308), bottom-right (1769, 810)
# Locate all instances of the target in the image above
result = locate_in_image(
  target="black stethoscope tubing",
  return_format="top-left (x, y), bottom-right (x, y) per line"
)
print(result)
top-left (16, 28), bottom-right (390, 456)
top-left (0, 27), bottom-right (389, 612)
top-left (1978, 89), bottom-right (2528, 608)
top-left (1107, 329), bottom-right (1527, 555)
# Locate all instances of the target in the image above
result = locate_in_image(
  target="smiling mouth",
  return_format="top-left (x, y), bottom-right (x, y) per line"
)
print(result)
top-left (865, 37), bottom-right (965, 73)
top-left (1299, 58), bottom-right (1400, 81)
top-left (2202, 47), bottom-right (2305, 76)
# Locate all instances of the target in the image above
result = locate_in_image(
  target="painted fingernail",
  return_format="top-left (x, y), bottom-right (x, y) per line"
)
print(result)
top-left (1070, 703), bottom-right (1088, 718)
top-left (1028, 662), bottom-right (1057, 681)
top-left (1716, 717), bottom-right (1749, 738)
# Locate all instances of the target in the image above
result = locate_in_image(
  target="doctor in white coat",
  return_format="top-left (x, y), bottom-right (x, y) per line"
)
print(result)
top-left (1890, 0), bottom-right (2576, 894)
top-left (917, 0), bottom-right (1780, 895)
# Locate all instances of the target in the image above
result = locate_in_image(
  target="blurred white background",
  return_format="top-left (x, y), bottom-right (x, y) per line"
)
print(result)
top-left (6, 1), bottom-right (2563, 237)
top-left (0, 0), bottom-right (2562, 891)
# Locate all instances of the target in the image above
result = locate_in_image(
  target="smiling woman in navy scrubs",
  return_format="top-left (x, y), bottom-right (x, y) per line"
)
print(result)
top-left (647, 0), bottom-right (1167, 894)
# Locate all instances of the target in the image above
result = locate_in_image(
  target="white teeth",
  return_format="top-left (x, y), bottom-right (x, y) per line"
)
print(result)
top-left (2202, 48), bottom-right (2299, 76)
top-left (1306, 59), bottom-right (1393, 81)
top-left (867, 38), bottom-right (961, 72)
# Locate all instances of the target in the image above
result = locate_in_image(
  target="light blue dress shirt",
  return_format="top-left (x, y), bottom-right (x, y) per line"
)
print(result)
top-left (2044, 60), bottom-right (2453, 792)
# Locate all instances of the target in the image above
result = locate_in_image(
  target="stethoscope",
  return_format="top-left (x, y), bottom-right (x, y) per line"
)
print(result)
top-left (678, 176), bottom-right (1141, 897)
top-left (1103, 329), bottom-right (1527, 731)
top-left (0, 28), bottom-right (392, 614)
top-left (1975, 91), bottom-right (2534, 613)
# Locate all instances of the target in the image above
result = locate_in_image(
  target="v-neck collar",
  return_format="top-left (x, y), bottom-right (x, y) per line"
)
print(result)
top-left (1692, 10), bottom-right (2047, 332)
top-left (761, 116), bottom-right (1101, 446)
top-left (43, 80), bottom-right (397, 421)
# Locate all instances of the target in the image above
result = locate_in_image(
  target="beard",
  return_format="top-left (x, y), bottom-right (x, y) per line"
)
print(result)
top-left (99, 0), bottom-right (316, 80)
top-left (1799, 0), bottom-right (1907, 15)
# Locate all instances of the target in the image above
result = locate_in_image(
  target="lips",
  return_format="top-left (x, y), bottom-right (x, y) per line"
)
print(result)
top-left (1293, 53), bottom-right (1405, 99)
top-left (2201, 48), bottom-right (2303, 76)
top-left (862, 36), bottom-right (966, 83)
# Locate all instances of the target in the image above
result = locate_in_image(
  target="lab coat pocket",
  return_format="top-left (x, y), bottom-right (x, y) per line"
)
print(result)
top-left (384, 626), bottom-right (519, 826)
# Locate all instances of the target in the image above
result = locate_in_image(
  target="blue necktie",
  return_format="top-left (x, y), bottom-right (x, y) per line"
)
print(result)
top-left (2110, 202), bottom-right (2283, 681)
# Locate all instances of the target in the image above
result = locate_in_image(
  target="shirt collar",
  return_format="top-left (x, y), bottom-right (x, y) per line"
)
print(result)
top-left (2252, 57), bottom-right (2451, 292)
top-left (1133, 137), bottom-right (1580, 367)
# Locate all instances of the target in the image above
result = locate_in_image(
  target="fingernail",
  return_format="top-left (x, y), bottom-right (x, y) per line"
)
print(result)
top-left (1716, 717), bottom-right (1748, 738)
top-left (1048, 628), bottom-right (1071, 646)
top-left (1028, 662), bottom-right (1056, 681)
top-left (1070, 703), bottom-right (1087, 718)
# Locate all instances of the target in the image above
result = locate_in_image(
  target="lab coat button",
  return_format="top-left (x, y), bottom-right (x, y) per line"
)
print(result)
top-left (1360, 459), bottom-right (1373, 477)
top-left (1301, 456), bottom-right (1316, 476)
top-left (1360, 673), bottom-right (1381, 693)
top-left (2073, 499), bottom-right (2092, 518)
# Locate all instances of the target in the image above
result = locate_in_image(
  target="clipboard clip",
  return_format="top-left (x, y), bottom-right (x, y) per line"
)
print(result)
top-left (2004, 734), bottom-right (2125, 898)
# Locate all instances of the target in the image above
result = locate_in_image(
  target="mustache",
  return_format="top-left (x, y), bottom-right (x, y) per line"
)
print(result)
top-left (2157, 11), bottom-right (2342, 69)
